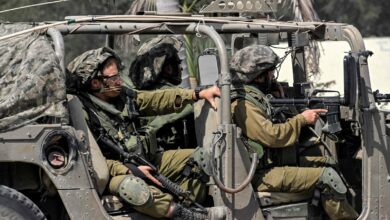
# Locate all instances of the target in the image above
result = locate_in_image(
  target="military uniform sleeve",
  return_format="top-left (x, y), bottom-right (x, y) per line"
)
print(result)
top-left (136, 88), bottom-right (194, 116)
top-left (232, 99), bottom-right (307, 148)
top-left (106, 159), bottom-right (129, 176)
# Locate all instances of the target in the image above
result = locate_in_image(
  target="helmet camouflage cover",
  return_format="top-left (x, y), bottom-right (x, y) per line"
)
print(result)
top-left (230, 45), bottom-right (280, 84)
top-left (67, 47), bottom-right (124, 91)
top-left (129, 36), bottom-right (183, 89)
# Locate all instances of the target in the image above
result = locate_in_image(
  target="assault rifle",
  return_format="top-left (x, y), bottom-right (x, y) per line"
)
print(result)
top-left (98, 135), bottom-right (205, 209)
top-left (269, 89), bottom-right (345, 134)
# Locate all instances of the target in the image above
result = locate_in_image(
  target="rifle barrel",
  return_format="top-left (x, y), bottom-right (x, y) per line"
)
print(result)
top-left (269, 97), bottom-right (344, 107)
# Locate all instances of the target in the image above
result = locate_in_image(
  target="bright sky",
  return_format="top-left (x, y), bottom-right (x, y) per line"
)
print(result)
top-left (275, 37), bottom-right (390, 94)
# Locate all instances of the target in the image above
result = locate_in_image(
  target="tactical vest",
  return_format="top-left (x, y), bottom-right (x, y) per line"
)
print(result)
top-left (230, 85), bottom-right (272, 119)
top-left (230, 85), bottom-right (271, 159)
top-left (79, 94), bottom-right (157, 161)
top-left (231, 85), bottom-right (297, 167)
top-left (79, 93), bottom-right (208, 184)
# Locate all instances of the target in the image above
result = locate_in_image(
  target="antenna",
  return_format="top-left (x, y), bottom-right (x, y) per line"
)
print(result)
top-left (0, 0), bottom-right (69, 14)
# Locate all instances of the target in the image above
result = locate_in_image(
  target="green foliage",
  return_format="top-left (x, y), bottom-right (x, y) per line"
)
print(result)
top-left (1, 0), bottom-right (389, 70)
top-left (275, 0), bottom-right (390, 37)
top-left (0, 0), bottom-right (132, 63)
top-left (314, 0), bottom-right (390, 37)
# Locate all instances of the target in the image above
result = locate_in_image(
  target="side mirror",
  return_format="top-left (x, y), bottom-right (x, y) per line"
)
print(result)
top-left (198, 48), bottom-right (219, 86)
top-left (343, 53), bottom-right (358, 107)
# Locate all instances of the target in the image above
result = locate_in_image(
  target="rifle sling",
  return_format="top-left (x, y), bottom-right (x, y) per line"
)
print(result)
top-left (125, 163), bottom-right (148, 180)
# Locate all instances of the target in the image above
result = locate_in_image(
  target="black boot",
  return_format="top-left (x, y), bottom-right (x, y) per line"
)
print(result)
top-left (172, 203), bottom-right (208, 220)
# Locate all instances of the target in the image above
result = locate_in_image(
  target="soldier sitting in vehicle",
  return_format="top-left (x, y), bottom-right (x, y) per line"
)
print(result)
top-left (229, 45), bottom-right (358, 220)
top-left (129, 36), bottom-right (197, 152)
top-left (248, 54), bottom-right (337, 168)
top-left (66, 47), bottom-right (222, 220)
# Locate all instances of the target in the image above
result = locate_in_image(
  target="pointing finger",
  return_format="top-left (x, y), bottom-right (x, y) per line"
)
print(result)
top-left (312, 109), bottom-right (328, 114)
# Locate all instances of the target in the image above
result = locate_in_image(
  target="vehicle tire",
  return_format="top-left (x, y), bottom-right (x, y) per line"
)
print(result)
top-left (0, 185), bottom-right (46, 220)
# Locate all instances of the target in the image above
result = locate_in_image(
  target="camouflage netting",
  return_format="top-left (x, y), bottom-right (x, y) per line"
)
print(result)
top-left (0, 23), bottom-right (66, 131)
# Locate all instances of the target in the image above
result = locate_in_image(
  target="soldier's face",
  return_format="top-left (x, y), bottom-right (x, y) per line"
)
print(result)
top-left (266, 69), bottom-right (275, 81)
top-left (162, 57), bottom-right (182, 85)
top-left (255, 70), bottom-right (274, 84)
top-left (253, 69), bottom-right (276, 94)
top-left (101, 58), bottom-right (122, 98)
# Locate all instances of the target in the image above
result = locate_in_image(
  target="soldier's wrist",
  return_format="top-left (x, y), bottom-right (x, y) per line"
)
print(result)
top-left (194, 87), bottom-right (202, 100)
top-left (297, 114), bottom-right (308, 126)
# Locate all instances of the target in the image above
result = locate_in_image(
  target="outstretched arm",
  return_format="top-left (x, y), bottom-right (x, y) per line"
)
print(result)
top-left (233, 100), bottom-right (326, 148)
top-left (135, 85), bottom-right (220, 115)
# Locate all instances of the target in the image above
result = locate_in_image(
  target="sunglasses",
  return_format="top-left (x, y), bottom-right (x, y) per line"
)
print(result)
top-left (102, 74), bottom-right (122, 83)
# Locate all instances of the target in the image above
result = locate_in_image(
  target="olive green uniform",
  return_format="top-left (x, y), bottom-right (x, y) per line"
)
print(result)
top-left (231, 85), bottom-right (358, 220)
top-left (81, 89), bottom-right (206, 218)
top-left (108, 149), bottom-right (206, 218)
top-left (136, 82), bottom-right (197, 152)
top-left (129, 36), bottom-right (197, 152)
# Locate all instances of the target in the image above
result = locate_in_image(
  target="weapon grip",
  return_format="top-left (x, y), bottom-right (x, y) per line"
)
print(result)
top-left (132, 154), bottom-right (158, 171)
top-left (325, 105), bottom-right (342, 134)
top-left (154, 174), bottom-right (190, 200)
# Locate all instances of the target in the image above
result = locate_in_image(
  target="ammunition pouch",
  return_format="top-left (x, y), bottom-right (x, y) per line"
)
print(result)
top-left (124, 133), bottom-right (159, 161)
top-left (118, 175), bottom-right (152, 206)
top-left (138, 104), bottom-right (195, 150)
top-left (242, 137), bottom-right (264, 158)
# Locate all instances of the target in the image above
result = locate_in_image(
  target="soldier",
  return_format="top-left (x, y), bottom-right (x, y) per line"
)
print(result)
top-left (67, 47), bottom-right (222, 220)
top-left (130, 36), bottom-right (183, 90)
top-left (129, 36), bottom-right (197, 152)
top-left (230, 45), bottom-right (358, 220)
top-left (238, 47), bottom-right (336, 168)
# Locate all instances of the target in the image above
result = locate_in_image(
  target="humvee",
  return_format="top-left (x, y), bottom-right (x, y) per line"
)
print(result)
top-left (0, 0), bottom-right (389, 219)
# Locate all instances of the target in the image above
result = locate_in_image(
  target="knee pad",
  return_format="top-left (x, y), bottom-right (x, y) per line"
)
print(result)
top-left (118, 175), bottom-right (152, 206)
top-left (318, 167), bottom-right (347, 195)
top-left (192, 147), bottom-right (212, 176)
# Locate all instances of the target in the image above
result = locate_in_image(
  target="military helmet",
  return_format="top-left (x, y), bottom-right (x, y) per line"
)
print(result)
top-left (230, 45), bottom-right (280, 84)
top-left (67, 47), bottom-right (124, 91)
top-left (129, 36), bottom-right (183, 89)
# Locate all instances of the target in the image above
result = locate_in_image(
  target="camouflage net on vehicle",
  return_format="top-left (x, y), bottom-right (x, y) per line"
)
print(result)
top-left (0, 24), bottom-right (66, 131)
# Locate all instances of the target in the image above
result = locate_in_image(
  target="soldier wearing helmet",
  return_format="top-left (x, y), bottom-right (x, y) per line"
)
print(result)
top-left (231, 44), bottom-right (284, 97)
top-left (230, 45), bottom-right (358, 220)
top-left (130, 36), bottom-right (183, 89)
top-left (67, 47), bottom-right (222, 219)
top-left (129, 36), bottom-right (198, 152)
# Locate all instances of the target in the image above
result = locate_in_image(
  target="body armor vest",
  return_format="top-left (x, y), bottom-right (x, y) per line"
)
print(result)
top-left (79, 94), bottom-right (157, 161)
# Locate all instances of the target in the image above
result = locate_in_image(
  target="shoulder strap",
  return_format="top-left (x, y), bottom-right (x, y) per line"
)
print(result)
top-left (78, 95), bottom-right (119, 140)
top-left (231, 85), bottom-right (272, 118)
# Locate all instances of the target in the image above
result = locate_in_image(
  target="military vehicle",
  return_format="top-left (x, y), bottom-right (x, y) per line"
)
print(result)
top-left (1, 0), bottom-right (389, 219)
